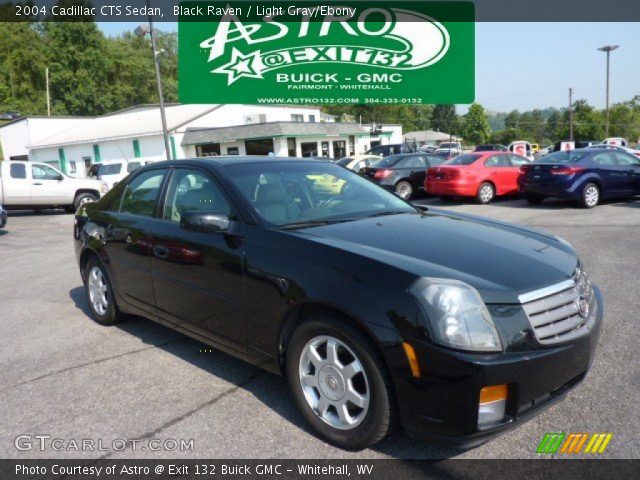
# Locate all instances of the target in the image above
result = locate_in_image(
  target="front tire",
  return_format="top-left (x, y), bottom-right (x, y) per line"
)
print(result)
top-left (83, 258), bottom-right (124, 325)
top-left (74, 192), bottom-right (98, 210)
top-left (286, 316), bottom-right (396, 450)
top-left (394, 181), bottom-right (414, 200)
top-left (476, 182), bottom-right (495, 204)
top-left (581, 183), bottom-right (600, 208)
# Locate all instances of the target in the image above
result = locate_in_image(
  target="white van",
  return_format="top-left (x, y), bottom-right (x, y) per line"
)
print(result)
top-left (602, 137), bottom-right (628, 148)
top-left (508, 141), bottom-right (534, 161)
top-left (97, 160), bottom-right (153, 190)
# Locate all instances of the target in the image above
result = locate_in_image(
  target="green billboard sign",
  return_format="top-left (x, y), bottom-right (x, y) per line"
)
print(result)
top-left (178, 2), bottom-right (474, 105)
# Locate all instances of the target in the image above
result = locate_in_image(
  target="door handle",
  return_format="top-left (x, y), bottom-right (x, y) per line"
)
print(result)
top-left (33, 182), bottom-right (43, 185)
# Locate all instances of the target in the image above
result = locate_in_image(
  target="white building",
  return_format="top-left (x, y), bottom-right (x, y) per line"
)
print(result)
top-left (0, 104), bottom-right (402, 178)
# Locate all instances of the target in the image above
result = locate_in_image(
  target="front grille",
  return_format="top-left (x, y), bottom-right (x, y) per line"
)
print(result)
top-left (520, 272), bottom-right (596, 345)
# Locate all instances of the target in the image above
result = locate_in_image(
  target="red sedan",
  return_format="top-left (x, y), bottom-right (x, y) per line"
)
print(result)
top-left (425, 152), bottom-right (531, 204)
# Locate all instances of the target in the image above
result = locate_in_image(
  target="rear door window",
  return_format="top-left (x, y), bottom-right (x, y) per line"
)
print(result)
top-left (613, 152), bottom-right (640, 166)
top-left (119, 169), bottom-right (166, 217)
top-left (591, 153), bottom-right (616, 166)
top-left (10, 163), bottom-right (27, 179)
top-left (485, 155), bottom-right (510, 167)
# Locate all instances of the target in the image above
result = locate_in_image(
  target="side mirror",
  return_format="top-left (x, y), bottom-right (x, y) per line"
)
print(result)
top-left (180, 210), bottom-right (230, 234)
top-left (57, 174), bottom-right (64, 181)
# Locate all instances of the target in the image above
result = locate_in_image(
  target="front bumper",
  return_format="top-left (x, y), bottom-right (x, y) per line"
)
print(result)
top-left (0, 210), bottom-right (7, 229)
top-left (396, 286), bottom-right (603, 449)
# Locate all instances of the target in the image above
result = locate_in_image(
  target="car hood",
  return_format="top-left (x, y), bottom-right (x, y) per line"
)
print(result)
top-left (291, 209), bottom-right (578, 304)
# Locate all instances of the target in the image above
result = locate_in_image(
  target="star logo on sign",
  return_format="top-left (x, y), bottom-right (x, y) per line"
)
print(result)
top-left (213, 48), bottom-right (263, 85)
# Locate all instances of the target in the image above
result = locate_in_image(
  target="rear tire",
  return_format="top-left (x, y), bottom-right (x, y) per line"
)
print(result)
top-left (476, 182), bottom-right (495, 204)
top-left (74, 192), bottom-right (98, 210)
top-left (83, 258), bottom-right (124, 325)
top-left (525, 194), bottom-right (544, 205)
top-left (286, 315), bottom-right (396, 450)
top-left (394, 181), bottom-right (414, 200)
top-left (580, 183), bottom-right (600, 208)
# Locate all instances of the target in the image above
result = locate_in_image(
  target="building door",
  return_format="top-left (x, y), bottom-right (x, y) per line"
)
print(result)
top-left (245, 139), bottom-right (274, 155)
top-left (332, 141), bottom-right (346, 159)
top-left (287, 138), bottom-right (297, 157)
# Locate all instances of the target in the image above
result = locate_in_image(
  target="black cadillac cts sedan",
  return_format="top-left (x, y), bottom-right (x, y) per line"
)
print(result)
top-left (74, 157), bottom-right (603, 450)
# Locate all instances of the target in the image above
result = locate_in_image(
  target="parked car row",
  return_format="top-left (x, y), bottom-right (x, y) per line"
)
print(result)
top-left (338, 147), bottom-right (640, 208)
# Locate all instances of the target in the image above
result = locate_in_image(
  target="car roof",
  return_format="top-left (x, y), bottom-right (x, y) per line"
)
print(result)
top-left (146, 156), bottom-right (330, 168)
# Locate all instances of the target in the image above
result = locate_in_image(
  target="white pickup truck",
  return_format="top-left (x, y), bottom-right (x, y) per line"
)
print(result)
top-left (0, 161), bottom-right (107, 212)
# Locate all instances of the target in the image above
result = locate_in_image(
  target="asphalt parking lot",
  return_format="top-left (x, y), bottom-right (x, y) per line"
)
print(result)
top-left (1, 196), bottom-right (639, 459)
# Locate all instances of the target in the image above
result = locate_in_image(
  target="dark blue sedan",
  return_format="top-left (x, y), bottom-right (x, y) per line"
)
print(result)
top-left (518, 148), bottom-right (640, 208)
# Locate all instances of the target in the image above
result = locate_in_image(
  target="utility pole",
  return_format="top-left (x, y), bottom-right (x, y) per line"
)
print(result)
top-left (45, 67), bottom-right (51, 117)
top-left (135, 0), bottom-right (171, 160)
top-left (598, 45), bottom-right (619, 138)
top-left (568, 87), bottom-right (573, 141)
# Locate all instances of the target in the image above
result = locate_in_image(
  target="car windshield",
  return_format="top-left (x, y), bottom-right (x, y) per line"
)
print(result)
top-left (534, 151), bottom-right (589, 164)
top-left (98, 163), bottom-right (122, 175)
top-left (444, 154), bottom-right (480, 165)
top-left (224, 161), bottom-right (417, 228)
top-left (439, 143), bottom-right (458, 149)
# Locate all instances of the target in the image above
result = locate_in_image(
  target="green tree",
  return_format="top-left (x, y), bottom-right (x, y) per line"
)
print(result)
top-left (462, 103), bottom-right (491, 145)
top-left (430, 104), bottom-right (459, 135)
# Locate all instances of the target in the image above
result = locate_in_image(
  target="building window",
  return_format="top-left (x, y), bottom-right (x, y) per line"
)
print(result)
top-left (196, 143), bottom-right (221, 157)
top-left (227, 147), bottom-right (239, 155)
top-left (287, 137), bottom-right (296, 157)
top-left (308, 115), bottom-right (316, 122)
top-left (93, 144), bottom-right (101, 162)
top-left (82, 156), bottom-right (92, 174)
top-left (68, 161), bottom-right (77, 174)
top-left (291, 114), bottom-right (304, 122)
top-left (9, 155), bottom-right (28, 161)
top-left (300, 142), bottom-right (318, 157)
top-left (132, 140), bottom-right (141, 158)
top-left (245, 139), bottom-right (274, 155)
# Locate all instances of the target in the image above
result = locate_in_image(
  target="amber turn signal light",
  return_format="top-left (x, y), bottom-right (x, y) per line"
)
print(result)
top-left (479, 384), bottom-right (508, 404)
top-left (402, 342), bottom-right (421, 378)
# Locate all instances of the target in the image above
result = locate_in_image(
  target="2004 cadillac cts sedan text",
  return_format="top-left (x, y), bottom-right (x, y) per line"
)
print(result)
top-left (73, 157), bottom-right (603, 450)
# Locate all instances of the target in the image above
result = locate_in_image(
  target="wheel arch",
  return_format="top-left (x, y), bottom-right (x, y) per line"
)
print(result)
top-left (74, 189), bottom-right (101, 200)
top-left (278, 301), bottom-right (387, 375)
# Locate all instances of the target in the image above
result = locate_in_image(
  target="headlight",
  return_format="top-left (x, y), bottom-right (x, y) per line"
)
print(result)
top-left (575, 267), bottom-right (595, 319)
top-left (409, 278), bottom-right (502, 352)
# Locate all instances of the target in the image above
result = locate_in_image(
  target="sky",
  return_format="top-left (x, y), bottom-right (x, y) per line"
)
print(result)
top-left (98, 21), bottom-right (640, 114)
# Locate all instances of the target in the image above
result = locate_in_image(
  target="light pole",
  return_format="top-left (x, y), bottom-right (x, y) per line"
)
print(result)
top-left (597, 44), bottom-right (619, 138)
top-left (135, 1), bottom-right (171, 161)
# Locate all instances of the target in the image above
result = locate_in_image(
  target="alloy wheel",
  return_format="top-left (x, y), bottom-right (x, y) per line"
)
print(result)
top-left (584, 185), bottom-right (599, 207)
top-left (479, 184), bottom-right (494, 203)
top-left (298, 335), bottom-right (370, 430)
top-left (395, 182), bottom-right (412, 200)
top-left (88, 266), bottom-right (108, 316)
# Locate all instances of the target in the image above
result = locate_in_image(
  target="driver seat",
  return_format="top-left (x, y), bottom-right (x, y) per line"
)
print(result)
top-left (254, 183), bottom-right (300, 225)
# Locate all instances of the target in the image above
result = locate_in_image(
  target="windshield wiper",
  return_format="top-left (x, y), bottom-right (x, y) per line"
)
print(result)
top-left (279, 219), bottom-right (353, 230)
top-left (366, 210), bottom-right (413, 218)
